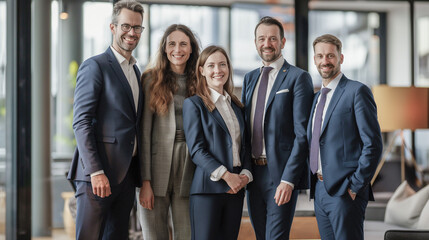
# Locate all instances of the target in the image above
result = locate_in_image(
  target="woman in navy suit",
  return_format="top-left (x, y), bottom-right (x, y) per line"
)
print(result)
top-left (183, 46), bottom-right (253, 240)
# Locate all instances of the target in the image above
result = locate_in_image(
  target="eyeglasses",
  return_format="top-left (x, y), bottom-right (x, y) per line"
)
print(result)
top-left (116, 23), bottom-right (144, 34)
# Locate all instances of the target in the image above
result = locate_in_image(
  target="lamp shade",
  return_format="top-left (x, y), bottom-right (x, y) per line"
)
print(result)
top-left (372, 85), bottom-right (429, 132)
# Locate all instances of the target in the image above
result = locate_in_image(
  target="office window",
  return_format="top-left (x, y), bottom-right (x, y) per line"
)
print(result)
top-left (309, 11), bottom-right (381, 88)
top-left (82, 2), bottom-right (113, 61)
top-left (0, 1), bottom-right (6, 237)
top-left (415, 2), bottom-right (429, 170)
top-left (416, 2), bottom-right (429, 87)
top-left (231, 3), bottom-right (295, 86)
top-left (149, 4), bottom-right (229, 59)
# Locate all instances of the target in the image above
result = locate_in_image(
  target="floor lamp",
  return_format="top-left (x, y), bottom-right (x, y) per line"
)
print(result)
top-left (371, 85), bottom-right (429, 186)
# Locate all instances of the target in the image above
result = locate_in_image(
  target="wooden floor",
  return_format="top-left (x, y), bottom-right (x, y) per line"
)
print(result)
top-left (30, 216), bottom-right (320, 240)
top-left (238, 216), bottom-right (321, 240)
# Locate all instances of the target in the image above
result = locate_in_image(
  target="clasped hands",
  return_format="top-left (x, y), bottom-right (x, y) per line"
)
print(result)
top-left (222, 171), bottom-right (249, 194)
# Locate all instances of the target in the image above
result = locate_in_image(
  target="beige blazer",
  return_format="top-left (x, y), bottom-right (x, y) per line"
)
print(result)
top-left (140, 75), bottom-right (195, 197)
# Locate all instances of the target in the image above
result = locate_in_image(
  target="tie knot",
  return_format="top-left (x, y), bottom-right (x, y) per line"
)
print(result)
top-left (321, 87), bottom-right (331, 95)
top-left (262, 66), bottom-right (273, 74)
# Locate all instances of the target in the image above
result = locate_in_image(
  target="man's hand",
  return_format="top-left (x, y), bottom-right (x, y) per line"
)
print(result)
top-left (274, 182), bottom-right (293, 206)
top-left (348, 188), bottom-right (356, 200)
top-left (91, 174), bottom-right (111, 198)
top-left (139, 180), bottom-right (154, 210)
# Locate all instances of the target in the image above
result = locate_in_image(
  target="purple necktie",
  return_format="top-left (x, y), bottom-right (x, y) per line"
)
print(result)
top-left (310, 88), bottom-right (331, 174)
top-left (252, 66), bottom-right (273, 158)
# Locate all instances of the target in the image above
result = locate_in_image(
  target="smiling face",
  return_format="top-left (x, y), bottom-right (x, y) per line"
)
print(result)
top-left (255, 24), bottom-right (285, 65)
top-left (199, 51), bottom-right (229, 94)
top-left (165, 30), bottom-right (192, 74)
top-left (314, 42), bottom-right (343, 85)
top-left (110, 8), bottom-right (143, 60)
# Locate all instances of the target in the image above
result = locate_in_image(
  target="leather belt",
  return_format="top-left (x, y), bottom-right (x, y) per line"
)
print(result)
top-left (317, 173), bottom-right (323, 182)
top-left (175, 130), bottom-right (185, 142)
top-left (252, 157), bottom-right (267, 166)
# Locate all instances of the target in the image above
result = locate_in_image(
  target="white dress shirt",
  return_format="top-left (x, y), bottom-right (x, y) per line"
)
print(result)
top-left (208, 88), bottom-right (253, 183)
top-left (311, 73), bottom-right (343, 175)
top-left (91, 47), bottom-right (140, 177)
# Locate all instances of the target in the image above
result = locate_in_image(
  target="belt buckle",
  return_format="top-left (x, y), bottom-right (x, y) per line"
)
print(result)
top-left (252, 157), bottom-right (267, 166)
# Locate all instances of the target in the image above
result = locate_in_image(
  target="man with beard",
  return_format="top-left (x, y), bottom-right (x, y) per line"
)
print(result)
top-left (242, 16), bottom-right (314, 239)
top-left (67, 0), bottom-right (144, 238)
top-left (308, 34), bottom-right (382, 240)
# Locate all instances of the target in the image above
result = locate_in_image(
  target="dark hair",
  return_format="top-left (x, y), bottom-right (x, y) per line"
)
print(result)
top-left (195, 46), bottom-right (243, 112)
top-left (254, 16), bottom-right (284, 40)
top-left (112, 0), bottom-right (144, 24)
top-left (144, 24), bottom-right (200, 115)
top-left (313, 34), bottom-right (342, 54)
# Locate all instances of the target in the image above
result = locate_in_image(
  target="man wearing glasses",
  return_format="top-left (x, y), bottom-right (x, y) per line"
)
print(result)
top-left (67, 0), bottom-right (144, 238)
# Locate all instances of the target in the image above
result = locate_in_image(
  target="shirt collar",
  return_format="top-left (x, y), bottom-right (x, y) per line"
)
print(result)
top-left (259, 55), bottom-right (284, 72)
top-left (110, 46), bottom-right (137, 65)
top-left (322, 72), bottom-right (342, 92)
top-left (209, 87), bottom-right (231, 104)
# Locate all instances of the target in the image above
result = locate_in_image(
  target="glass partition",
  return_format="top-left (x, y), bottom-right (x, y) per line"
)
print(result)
top-left (415, 2), bottom-right (429, 175)
top-left (0, 1), bottom-right (6, 238)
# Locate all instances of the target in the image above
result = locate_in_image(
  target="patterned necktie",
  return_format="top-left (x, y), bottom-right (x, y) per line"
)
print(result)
top-left (310, 88), bottom-right (331, 174)
top-left (252, 66), bottom-right (273, 158)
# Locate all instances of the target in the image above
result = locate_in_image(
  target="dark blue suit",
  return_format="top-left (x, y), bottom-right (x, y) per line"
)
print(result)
top-left (307, 75), bottom-right (382, 240)
top-left (68, 47), bottom-right (143, 239)
top-left (183, 95), bottom-right (251, 240)
top-left (242, 60), bottom-right (314, 239)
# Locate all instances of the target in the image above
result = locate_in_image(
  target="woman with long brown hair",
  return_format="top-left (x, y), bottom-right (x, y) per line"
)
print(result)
top-left (136, 24), bottom-right (200, 240)
top-left (183, 46), bottom-right (253, 239)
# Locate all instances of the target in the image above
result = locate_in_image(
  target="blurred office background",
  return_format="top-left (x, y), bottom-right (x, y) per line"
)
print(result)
top-left (1, 0), bottom-right (429, 239)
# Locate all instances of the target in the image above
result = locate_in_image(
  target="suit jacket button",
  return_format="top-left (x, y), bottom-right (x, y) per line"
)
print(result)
top-left (131, 141), bottom-right (134, 145)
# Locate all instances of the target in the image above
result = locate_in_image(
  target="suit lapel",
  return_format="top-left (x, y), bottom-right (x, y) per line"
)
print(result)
top-left (320, 76), bottom-right (347, 135)
top-left (245, 70), bottom-right (261, 128)
top-left (106, 48), bottom-right (137, 118)
top-left (307, 91), bottom-right (319, 142)
top-left (231, 102), bottom-right (245, 139)
top-left (134, 64), bottom-right (143, 121)
top-left (211, 108), bottom-right (230, 137)
top-left (195, 96), bottom-right (229, 136)
top-left (265, 60), bottom-right (289, 110)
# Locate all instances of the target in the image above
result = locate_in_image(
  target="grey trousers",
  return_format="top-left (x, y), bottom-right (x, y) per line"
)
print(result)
top-left (136, 136), bottom-right (191, 240)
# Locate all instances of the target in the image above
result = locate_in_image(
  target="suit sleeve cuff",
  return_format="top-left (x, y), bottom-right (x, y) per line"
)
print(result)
top-left (240, 169), bottom-right (253, 183)
top-left (281, 180), bottom-right (294, 189)
top-left (210, 166), bottom-right (227, 181)
top-left (90, 170), bottom-right (104, 177)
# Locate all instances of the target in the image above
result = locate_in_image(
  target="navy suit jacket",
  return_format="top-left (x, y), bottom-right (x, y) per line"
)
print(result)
top-left (68, 47), bottom-right (143, 187)
top-left (183, 95), bottom-right (251, 194)
top-left (307, 75), bottom-right (382, 201)
top-left (242, 60), bottom-right (314, 190)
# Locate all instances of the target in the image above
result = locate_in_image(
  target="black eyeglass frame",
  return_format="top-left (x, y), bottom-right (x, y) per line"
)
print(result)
top-left (115, 23), bottom-right (145, 34)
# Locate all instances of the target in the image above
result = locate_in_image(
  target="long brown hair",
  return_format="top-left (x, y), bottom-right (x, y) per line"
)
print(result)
top-left (143, 24), bottom-right (200, 115)
top-left (195, 46), bottom-right (243, 112)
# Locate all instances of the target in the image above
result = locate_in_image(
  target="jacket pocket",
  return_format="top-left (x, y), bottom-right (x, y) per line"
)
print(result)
top-left (343, 161), bottom-right (358, 167)
top-left (333, 107), bottom-right (352, 116)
